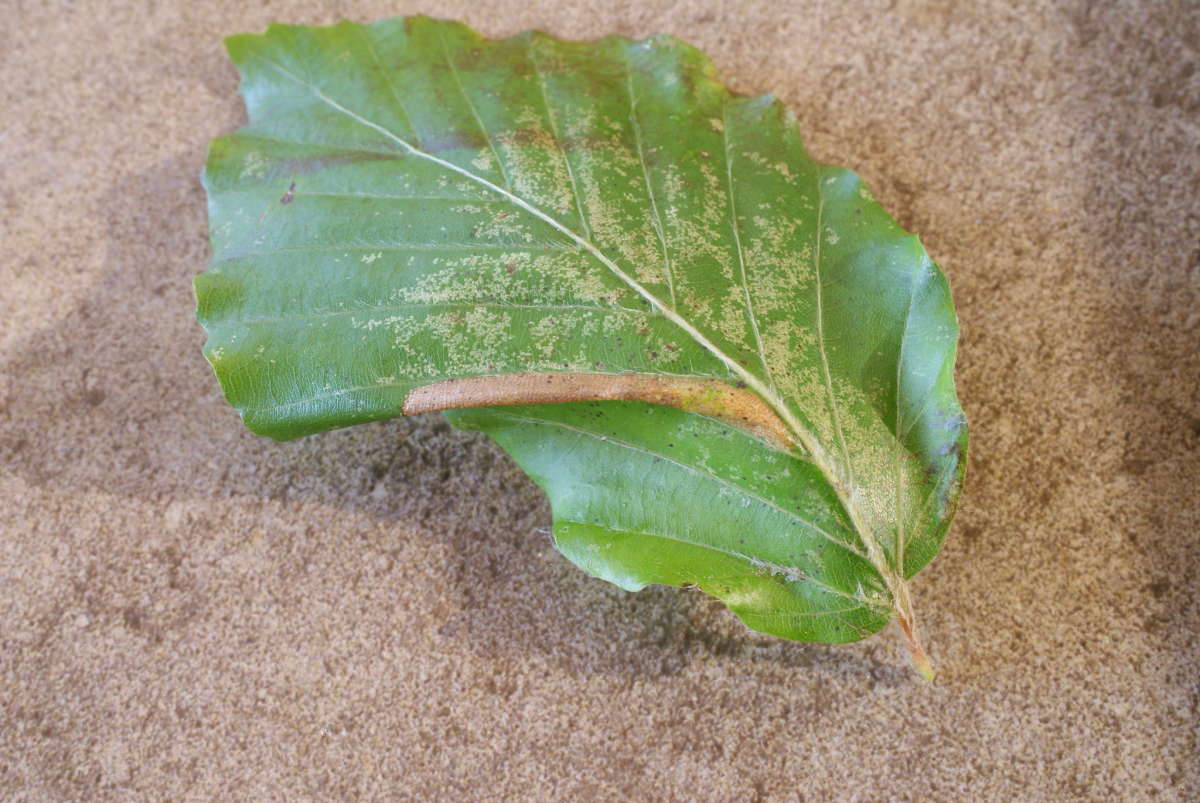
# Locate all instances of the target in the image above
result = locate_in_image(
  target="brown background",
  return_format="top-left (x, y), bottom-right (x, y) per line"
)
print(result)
top-left (2, 0), bottom-right (1197, 799)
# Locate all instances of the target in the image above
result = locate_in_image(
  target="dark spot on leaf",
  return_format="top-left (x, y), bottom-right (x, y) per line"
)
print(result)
top-left (505, 261), bottom-right (517, 274)
top-left (279, 181), bottom-right (295, 204)
top-left (735, 380), bottom-right (747, 389)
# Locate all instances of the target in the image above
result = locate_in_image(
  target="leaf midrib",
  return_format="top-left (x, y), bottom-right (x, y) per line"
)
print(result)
top-left (242, 44), bottom-right (904, 607)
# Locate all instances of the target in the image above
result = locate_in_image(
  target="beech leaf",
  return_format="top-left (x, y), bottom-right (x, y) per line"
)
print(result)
top-left (196, 16), bottom-right (967, 678)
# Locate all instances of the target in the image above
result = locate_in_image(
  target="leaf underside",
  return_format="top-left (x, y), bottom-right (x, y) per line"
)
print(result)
top-left (197, 16), bottom-right (967, 649)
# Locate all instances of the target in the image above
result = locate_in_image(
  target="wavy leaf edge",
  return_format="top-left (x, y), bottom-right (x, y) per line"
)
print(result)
top-left (197, 16), bottom-right (968, 679)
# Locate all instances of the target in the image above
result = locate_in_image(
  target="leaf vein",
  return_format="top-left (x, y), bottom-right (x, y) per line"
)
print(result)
top-left (220, 299), bottom-right (652, 326)
top-left (216, 242), bottom-right (575, 263)
top-left (436, 26), bottom-right (511, 190)
top-left (357, 25), bottom-right (423, 148)
top-left (527, 38), bottom-right (593, 240)
top-left (561, 520), bottom-right (874, 607)
top-left (225, 133), bottom-right (406, 160)
top-left (623, 50), bottom-right (677, 310)
top-left (811, 171), bottom-right (853, 490)
top-left (291, 191), bottom-right (506, 203)
top-left (745, 605), bottom-right (874, 621)
top-left (722, 102), bottom-right (775, 390)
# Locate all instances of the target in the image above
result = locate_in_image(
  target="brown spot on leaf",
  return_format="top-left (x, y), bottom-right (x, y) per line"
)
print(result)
top-left (279, 182), bottom-right (295, 204)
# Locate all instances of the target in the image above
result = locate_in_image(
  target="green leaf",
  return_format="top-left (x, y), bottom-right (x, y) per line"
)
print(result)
top-left (196, 16), bottom-right (967, 676)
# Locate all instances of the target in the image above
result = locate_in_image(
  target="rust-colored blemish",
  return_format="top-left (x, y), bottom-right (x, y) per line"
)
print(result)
top-left (402, 372), bottom-right (796, 452)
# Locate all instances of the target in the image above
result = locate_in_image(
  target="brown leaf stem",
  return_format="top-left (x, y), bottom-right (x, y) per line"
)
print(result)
top-left (894, 583), bottom-right (935, 682)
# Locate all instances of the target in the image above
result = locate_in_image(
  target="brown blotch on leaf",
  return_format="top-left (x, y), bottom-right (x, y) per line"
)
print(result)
top-left (274, 149), bottom-right (399, 177)
top-left (280, 181), bottom-right (296, 204)
top-left (402, 372), bottom-right (796, 453)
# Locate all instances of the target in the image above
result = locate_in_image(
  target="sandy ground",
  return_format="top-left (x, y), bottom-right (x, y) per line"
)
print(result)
top-left (2, 0), bottom-right (1197, 799)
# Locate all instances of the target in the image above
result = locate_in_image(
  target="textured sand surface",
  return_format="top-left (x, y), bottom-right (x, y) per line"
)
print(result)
top-left (2, 0), bottom-right (1197, 799)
